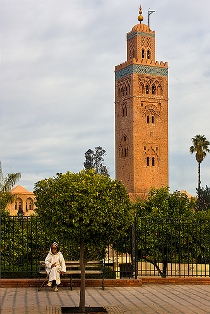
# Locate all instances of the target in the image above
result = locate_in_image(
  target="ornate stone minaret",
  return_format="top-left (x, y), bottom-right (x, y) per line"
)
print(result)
top-left (115, 6), bottom-right (168, 198)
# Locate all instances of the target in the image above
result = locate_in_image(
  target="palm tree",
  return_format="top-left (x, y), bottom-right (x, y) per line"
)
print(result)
top-left (0, 161), bottom-right (21, 212)
top-left (189, 135), bottom-right (210, 192)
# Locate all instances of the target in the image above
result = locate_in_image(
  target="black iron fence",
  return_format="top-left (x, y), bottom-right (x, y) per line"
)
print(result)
top-left (1, 216), bottom-right (210, 278)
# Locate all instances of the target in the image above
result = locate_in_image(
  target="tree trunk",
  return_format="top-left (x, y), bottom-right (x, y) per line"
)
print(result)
top-left (161, 260), bottom-right (167, 278)
top-left (197, 162), bottom-right (201, 210)
top-left (79, 241), bottom-right (86, 313)
top-left (198, 162), bottom-right (201, 191)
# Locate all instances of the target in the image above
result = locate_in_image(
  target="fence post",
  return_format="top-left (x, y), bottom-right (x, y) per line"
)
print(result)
top-left (131, 212), bottom-right (137, 279)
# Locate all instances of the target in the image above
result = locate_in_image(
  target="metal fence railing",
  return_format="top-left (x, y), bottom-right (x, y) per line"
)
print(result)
top-left (1, 216), bottom-right (210, 278)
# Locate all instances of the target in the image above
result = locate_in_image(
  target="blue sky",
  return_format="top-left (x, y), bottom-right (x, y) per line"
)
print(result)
top-left (1, 0), bottom-right (210, 196)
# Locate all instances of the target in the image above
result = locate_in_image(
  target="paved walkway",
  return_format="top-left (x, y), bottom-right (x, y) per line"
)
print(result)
top-left (1, 285), bottom-right (210, 314)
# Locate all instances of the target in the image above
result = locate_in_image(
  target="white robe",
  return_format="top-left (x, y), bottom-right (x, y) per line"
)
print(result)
top-left (45, 250), bottom-right (66, 285)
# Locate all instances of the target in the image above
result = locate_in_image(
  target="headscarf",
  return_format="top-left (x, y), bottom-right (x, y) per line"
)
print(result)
top-left (50, 242), bottom-right (60, 252)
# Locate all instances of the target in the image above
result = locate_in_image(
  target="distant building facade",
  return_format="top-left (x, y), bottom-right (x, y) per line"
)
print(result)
top-left (115, 6), bottom-right (169, 198)
top-left (6, 185), bottom-right (36, 216)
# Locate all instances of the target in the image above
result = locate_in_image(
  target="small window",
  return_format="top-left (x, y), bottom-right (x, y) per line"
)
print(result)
top-left (152, 85), bottom-right (156, 94)
top-left (152, 157), bottom-right (155, 166)
top-left (146, 85), bottom-right (149, 94)
top-left (122, 106), bottom-right (127, 117)
top-left (142, 49), bottom-right (145, 58)
top-left (122, 148), bottom-right (128, 157)
top-left (152, 116), bottom-right (155, 123)
top-left (147, 50), bottom-right (151, 59)
top-left (147, 116), bottom-right (149, 123)
top-left (147, 157), bottom-right (150, 166)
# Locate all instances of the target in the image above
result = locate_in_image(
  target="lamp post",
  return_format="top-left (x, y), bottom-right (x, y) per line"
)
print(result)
top-left (17, 207), bottom-right (24, 220)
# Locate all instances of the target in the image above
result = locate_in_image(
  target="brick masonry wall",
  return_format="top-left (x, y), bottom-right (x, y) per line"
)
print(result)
top-left (115, 23), bottom-right (168, 197)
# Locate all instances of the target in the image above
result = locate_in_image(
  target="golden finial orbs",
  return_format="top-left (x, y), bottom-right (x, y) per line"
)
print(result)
top-left (138, 5), bottom-right (144, 23)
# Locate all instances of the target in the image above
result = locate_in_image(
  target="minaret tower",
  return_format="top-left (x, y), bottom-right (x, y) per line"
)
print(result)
top-left (115, 6), bottom-right (168, 198)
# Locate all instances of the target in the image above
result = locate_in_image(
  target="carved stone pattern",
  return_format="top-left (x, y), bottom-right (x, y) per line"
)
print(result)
top-left (147, 37), bottom-right (151, 48)
top-left (128, 38), bottom-right (135, 59)
top-left (117, 77), bottom-right (131, 99)
top-left (141, 103), bottom-right (160, 117)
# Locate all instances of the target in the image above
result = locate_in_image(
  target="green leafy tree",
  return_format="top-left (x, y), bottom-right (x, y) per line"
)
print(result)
top-left (193, 209), bottom-right (210, 264)
top-left (34, 169), bottom-right (132, 312)
top-left (84, 146), bottom-right (109, 176)
top-left (114, 187), bottom-right (196, 277)
top-left (190, 135), bottom-right (210, 192)
top-left (135, 188), bottom-right (196, 277)
top-left (0, 162), bottom-right (21, 212)
top-left (196, 186), bottom-right (210, 211)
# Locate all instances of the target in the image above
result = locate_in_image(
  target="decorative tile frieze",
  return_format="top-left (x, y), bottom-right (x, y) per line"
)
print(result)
top-left (115, 64), bottom-right (168, 80)
top-left (127, 31), bottom-right (155, 40)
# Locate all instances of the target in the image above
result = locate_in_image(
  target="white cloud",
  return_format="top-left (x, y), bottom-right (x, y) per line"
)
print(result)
top-left (1, 0), bottom-right (210, 196)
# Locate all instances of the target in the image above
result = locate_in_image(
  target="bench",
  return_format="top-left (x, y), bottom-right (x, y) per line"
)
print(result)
top-left (38, 260), bottom-right (105, 291)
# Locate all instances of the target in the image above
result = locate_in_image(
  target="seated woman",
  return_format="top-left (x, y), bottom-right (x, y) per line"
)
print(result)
top-left (45, 242), bottom-right (66, 291)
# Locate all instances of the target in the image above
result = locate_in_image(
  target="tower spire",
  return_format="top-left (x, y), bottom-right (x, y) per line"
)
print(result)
top-left (138, 5), bottom-right (144, 24)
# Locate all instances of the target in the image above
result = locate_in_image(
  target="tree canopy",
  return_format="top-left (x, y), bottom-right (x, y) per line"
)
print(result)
top-left (84, 146), bottom-right (109, 176)
top-left (0, 162), bottom-right (21, 212)
top-left (190, 134), bottom-right (210, 192)
top-left (196, 185), bottom-right (210, 211)
top-left (114, 187), bottom-right (198, 277)
top-left (34, 169), bottom-right (133, 311)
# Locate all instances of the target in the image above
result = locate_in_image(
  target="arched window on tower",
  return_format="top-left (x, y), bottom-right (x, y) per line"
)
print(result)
top-left (124, 148), bottom-right (128, 157)
top-left (142, 49), bottom-right (145, 58)
top-left (125, 86), bottom-right (128, 95)
top-left (147, 116), bottom-right (150, 123)
top-left (120, 135), bottom-right (129, 157)
top-left (152, 157), bottom-right (155, 166)
top-left (152, 85), bottom-right (156, 95)
top-left (146, 85), bottom-right (149, 94)
top-left (147, 157), bottom-right (150, 166)
top-left (147, 50), bottom-right (151, 59)
top-left (152, 116), bottom-right (155, 123)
